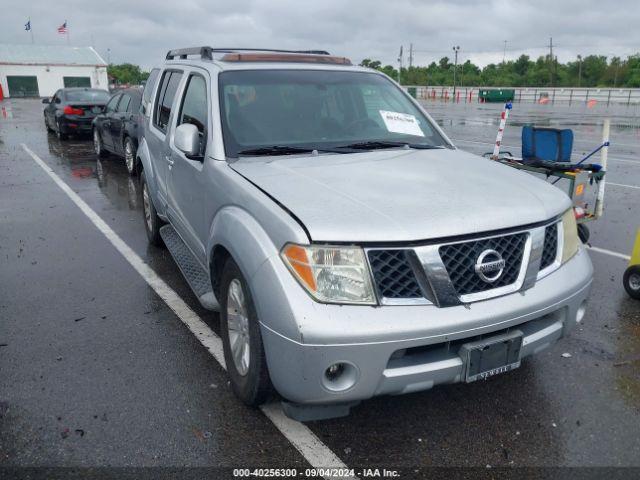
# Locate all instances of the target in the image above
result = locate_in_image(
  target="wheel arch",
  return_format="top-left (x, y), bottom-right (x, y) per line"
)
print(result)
top-left (207, 206), bottom-right (278, 301)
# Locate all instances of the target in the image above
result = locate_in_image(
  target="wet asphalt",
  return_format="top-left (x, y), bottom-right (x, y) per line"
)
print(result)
top-left (0, 99), bottom-right (639, 471)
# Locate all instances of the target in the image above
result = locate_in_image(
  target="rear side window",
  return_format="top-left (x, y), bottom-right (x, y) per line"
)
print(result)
top-left (154, 70), bottom-right (183, 133)
top-left (105, 94), bottom-right (120, 113)
top-left (177, 74), bottom-right (208, 156)
top-left (117, 94), bottom-right (131, 113)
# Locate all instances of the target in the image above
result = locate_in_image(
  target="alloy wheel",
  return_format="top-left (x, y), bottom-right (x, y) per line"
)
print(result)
top-left (227, 279), bottom-right (251, 376)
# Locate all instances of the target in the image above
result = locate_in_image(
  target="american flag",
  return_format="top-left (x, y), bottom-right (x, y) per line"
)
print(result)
top-left (57, 21), bottom-right (67, 34)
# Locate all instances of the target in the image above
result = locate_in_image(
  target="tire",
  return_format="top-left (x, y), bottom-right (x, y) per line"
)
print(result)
top-left (140, 170), bottom-right (163, 246)
top-left (56, 120), bottom-right (68, 140)
top-left (93, 128), bottom-right (108, 158)
top-left (124, 137), bottom-right (137, 176)
top-left (220, 258), bottom-right (272, 406)
top-left (623, 265), bottom-right (640, 300)
top-left (577, 223), bottom-right (590, 244)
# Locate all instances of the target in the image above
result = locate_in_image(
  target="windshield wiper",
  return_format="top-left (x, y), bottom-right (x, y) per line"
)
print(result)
top-left (237, 145), bottom-right (346, 156)
top-left (336, 140), bottom-right (444, 151)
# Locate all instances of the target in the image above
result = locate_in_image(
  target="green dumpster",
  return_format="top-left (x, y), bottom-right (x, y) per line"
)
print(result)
top-left (479, 89), bottom-right (515, 102)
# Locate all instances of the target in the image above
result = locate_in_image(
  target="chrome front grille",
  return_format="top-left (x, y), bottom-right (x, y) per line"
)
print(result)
top-left (438, 232), bottom-right (528, 296)
top-left (365, 220), bottom-right (562, 307)
top-left (368, 250), bottom-right (423, 299)
top-left (540, 224), bottom-right (558, 270)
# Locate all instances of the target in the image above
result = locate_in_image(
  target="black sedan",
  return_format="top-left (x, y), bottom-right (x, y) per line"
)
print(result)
top-left (92, 89), bottom-right (142, 176)
top-left (43, 88), bottom-right (111, 140)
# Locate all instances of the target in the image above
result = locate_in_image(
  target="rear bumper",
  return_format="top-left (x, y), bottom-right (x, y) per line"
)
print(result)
top-left (253, 247), bottom-right (593, 405)
top-left (58, 115), bottom-right (95, 133)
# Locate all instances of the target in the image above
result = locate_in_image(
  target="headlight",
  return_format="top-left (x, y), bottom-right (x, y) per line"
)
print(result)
top-left (561, 208), bottom-right (579, 263)
top-left (281, 244), bottom-right (376, 305)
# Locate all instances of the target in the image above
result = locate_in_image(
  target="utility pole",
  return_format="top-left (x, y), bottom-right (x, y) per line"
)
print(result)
top-left (409, 43), bottom-right (413, 68)
top-left (577, 54), bottom-right (582, 87)
top-left (502, 40), bottom-right (507, 64)
top-left (548, 37), bottom-right (554, 87)
top-left (452, 46), bottom-right (460, 98)
top-left (397, 45), bottom-right (403, 85)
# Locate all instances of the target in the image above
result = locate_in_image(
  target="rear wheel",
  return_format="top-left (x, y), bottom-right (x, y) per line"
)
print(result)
top-left (623, 266), bottom-right (640, 300)
top-left (220, 258), bottom-right (272, 406)
top-left (140, 170), bottom-right (163, 246)
top-left (56, 120), bottom-right (68, 140)
top-left (124, 137), bottom-right (137, 176)
top-left (93, 129), bottom-right (108, 157)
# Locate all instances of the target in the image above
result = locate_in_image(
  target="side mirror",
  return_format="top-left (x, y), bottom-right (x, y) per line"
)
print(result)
top-left (42, 98), bottom-right (50, 104)
top-left (174, 123), bottom-right (201, 158)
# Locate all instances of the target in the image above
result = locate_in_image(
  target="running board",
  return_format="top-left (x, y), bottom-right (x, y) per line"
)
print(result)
top-left (159, 224), bottom-right (220, 311)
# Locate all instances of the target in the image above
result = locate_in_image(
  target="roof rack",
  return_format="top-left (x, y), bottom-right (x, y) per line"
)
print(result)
top-left (166, 46), bottom-right (332, 60)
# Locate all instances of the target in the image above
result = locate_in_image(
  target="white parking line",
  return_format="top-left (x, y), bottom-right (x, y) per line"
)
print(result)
top-left (587, 246), bottom-right (631, 261)
top-left (608, 182), bottom-right (640, 190)
top-left (21, 143), bottom-right (350, 479)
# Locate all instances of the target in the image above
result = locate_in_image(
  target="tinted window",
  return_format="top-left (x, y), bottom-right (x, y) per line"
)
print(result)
top-left (117, 94), bottom-right (131, 113)
top-left (154, 71), bottom-right (183, 133)
top-left (142, 69), bottom-right (160, 105)
top-left (218, 70), bottom-right (445, 157)
top-left (178, 75), bottom-right (208, 156)
top-left (105, 95), bottom-right (121, 113)
top-left (65, 89), bottom-right (110, 103)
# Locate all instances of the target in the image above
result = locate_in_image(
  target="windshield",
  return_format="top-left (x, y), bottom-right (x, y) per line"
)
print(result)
top-left (65, 89), bottom-right (110, 103)
top-left (218, 70), bottom-right (447, 157)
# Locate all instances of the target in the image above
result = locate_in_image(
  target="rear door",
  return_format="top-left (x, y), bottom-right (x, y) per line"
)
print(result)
top-left (100, 94), bottom-right (121, 149)
top-left (147, 69), bottom-right (183, 211)
top-left (167, 71), bottom-right (209, 262)
top-left (110, 93), bottom-right (131, 155)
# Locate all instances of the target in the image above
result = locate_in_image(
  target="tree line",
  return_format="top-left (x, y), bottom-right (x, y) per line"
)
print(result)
top-left (360, 54), bottom-right (640, 88)
top-left (107, 63), bottom-right (149, 86)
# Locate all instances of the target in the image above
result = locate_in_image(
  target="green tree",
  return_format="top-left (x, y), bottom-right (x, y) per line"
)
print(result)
top-left (107, 63), bottom-right (150, 86)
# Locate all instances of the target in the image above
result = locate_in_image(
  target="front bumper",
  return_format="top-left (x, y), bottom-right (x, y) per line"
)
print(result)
top-left (252, 247), bottom-right (593, 405)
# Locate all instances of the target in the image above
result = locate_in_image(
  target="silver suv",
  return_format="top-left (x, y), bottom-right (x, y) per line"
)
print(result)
top-left (137, 47), bottom-right (592, 420)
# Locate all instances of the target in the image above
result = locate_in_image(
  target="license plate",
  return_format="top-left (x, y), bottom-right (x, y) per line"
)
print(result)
top-left (460, 330), bottom-right (523, 383)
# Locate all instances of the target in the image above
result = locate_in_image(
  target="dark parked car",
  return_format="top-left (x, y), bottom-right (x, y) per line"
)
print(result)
top-left (92, 89), bottom-right (142, 176)
top-left (43, 88), bottom-right (110, 140)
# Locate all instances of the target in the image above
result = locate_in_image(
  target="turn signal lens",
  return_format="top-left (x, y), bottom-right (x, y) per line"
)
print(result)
top-left (281, 244), bottom-right (376, 305)
top-left (561, 208), bottom-right (579, 263)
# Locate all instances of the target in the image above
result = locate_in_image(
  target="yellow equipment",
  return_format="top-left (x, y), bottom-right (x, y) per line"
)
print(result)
top-left (623, 229), bottom-right (640, 300)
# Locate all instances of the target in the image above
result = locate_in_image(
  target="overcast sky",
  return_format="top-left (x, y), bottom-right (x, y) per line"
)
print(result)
top-left (2, 0), bottom-right (639, 70)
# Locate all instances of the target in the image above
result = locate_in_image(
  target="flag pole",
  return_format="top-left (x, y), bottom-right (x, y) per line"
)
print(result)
top-left (66, 20), bottom-right (70, 45)
top-left (29, 18), bottom-right (34, 44)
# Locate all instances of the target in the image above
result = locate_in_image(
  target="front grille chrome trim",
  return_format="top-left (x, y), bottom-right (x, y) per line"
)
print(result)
top-left (365, 219), bottom-right (561, 307)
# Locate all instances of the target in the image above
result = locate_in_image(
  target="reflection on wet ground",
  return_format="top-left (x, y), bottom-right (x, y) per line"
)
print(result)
top-left (1, 98), bottom-right (639, 468)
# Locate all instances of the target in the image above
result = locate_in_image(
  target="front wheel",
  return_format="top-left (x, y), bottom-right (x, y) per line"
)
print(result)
top-left (220, 258), bottom-right (272, 406)
top-left (124, 137), bottom-right (137, 176)
top-left (623, 265), bottom-right (640, 300)
top-left (140, 170), bottom-right (163, 246)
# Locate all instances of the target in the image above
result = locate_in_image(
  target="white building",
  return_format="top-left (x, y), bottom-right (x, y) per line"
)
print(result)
top-left (0, 44), bottom-right (108, 98)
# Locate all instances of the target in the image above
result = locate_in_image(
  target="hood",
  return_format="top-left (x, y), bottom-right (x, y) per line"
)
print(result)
top-left (230, 148), bottom-right (571, 243)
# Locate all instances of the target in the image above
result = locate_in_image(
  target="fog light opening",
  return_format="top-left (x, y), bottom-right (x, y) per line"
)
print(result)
top-left (322, 362), bottom-right (358, 392)
top-left (576, 301), bottom-right (587, 323)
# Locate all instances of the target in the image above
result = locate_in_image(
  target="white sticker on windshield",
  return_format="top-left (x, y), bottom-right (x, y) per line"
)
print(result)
top-left (379, 110), bottom-right (424, 137)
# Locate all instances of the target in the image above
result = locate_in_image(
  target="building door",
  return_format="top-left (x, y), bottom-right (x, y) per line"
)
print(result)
top-left (6, 76), bottom-right (39, 97)
top-left (63, 77), bottom-right (91, 88)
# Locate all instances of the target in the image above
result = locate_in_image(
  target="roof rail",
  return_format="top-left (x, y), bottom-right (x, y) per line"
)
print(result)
top-left (166, 47), bottom-right (213, 60)
top-left (166, 46), bottom-right (331, 61)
